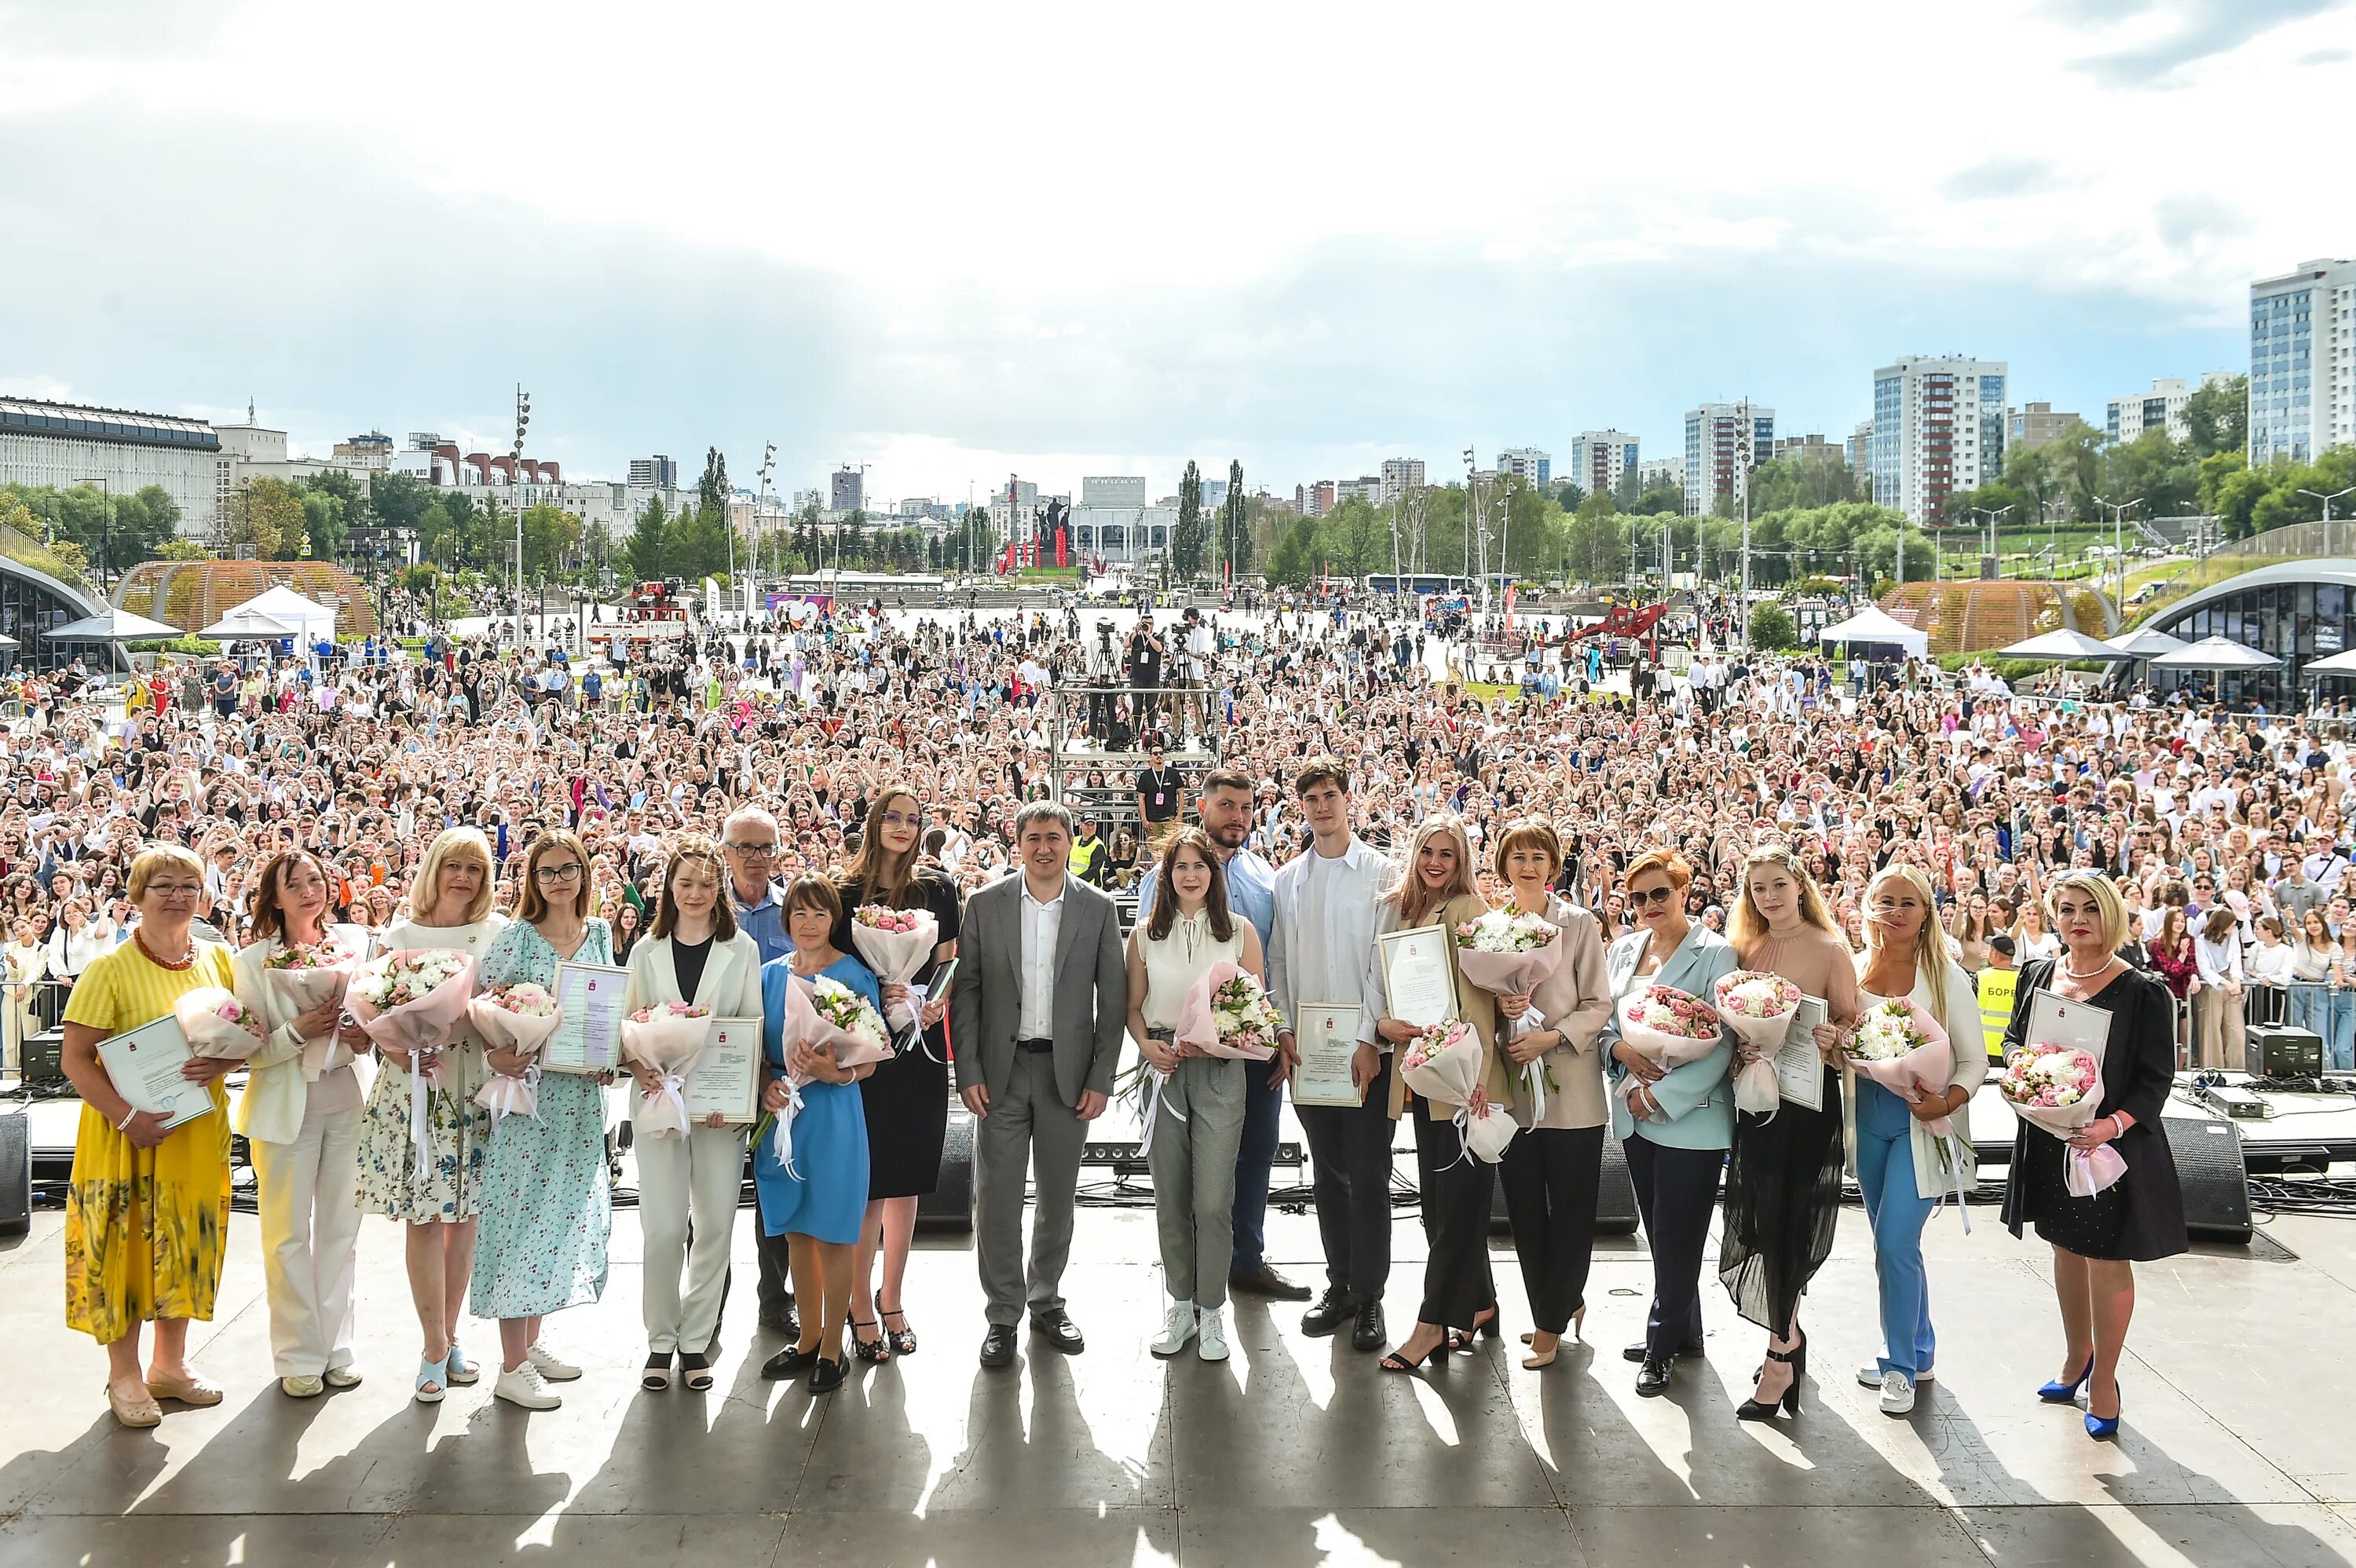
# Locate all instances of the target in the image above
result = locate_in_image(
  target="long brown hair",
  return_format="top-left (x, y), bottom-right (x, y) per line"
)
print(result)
top-left (249, 848), bottom-right (331, 944)
top-left (651, 835), bottom-right (740, 942)
top-left (840, 785), bottom-right (928, 910)
top-left (1144, 827), bottom-right (1235, 944)
top-left (518, 828), bottom-right (594, 926)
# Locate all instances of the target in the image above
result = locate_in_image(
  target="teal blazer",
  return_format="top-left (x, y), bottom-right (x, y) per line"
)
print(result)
top-left (1600, 922), bottom-right (1737, 1150)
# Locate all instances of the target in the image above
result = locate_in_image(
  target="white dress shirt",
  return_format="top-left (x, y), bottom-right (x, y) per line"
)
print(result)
top-left (1019, 878), bottom-right (1065, 1040)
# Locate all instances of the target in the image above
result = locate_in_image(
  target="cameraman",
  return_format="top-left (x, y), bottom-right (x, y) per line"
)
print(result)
top-left (1125, 613), bottom-right (1166, 731)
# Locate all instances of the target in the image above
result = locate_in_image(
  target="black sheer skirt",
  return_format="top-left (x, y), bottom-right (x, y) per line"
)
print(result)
top-left (1718, 1065), bottom-right (1844, 1332)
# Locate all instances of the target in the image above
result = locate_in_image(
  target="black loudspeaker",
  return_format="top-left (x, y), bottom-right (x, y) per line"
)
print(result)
top-left (0, 1111), bottom-right (29, 1237)
top-left (2162, 1113), bottom-right (2252, 1244)
top-left (2247, 1024), bottom-right (2323, 1079)
top-left (917, 1104), bottom-right (975, 1233)
top-left (1489, 1133), bottom-right (1642, 1235)
top-left (22, 1029), bottom-right (64, 1084)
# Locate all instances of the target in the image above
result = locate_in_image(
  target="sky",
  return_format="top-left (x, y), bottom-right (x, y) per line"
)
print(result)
top-left (2, 0), bottom-right (2351, 506)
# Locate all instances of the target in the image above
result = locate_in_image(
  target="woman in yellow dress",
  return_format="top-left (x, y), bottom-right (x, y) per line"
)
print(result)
top-left (58, 844), bottom-right (240, 1428)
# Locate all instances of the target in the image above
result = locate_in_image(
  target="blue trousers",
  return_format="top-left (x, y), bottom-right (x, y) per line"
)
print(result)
top-left (1229, 1068), bottom-right (1283, 1274)
top-left (1855, 1080), bottom-right (1938, 1380)
top-left (2330, 989), bottom-right (2356, 1073)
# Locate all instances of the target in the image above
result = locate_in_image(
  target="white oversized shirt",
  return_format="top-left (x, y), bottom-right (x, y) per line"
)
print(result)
top-left (1019, 878), bottom-right (1065, 1040)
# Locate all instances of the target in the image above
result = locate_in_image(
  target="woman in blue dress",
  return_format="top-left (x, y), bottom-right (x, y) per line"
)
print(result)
top-left (755, 875), bottom-right (879, 1394)
top-left (469, 829), bottom-right (614, 1412)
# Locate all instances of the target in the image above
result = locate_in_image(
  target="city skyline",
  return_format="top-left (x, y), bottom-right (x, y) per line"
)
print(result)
top-left (2, 0), bottom-right (2349, 502)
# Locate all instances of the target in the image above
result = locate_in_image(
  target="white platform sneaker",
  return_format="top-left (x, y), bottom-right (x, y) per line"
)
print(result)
top-left (1198, 1308), bottom-right (1230, 1362)
top-left (1151, 1300), bottom-right (1198, 1358)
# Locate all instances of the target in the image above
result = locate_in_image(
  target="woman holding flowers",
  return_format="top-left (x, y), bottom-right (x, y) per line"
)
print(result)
top-left (1599, 849), bottom-right (1736, 1398)
top-left (58, 845), bottom-right (239, 1428)
top-left (231, 849), bottom-right (371, 1398)
top-left (357, 826), bottom-right (503, 1403)
top-left (1998, 871), bottom-right (2185, 1440)
top-left (756, 875), bottom-right (883, 1394)
top-left (1721, 844), bottom-right (1857, 1422)
top-left (1364, 813), bottom-right (1507, 1372)
top-left (1485, 818), bottom-right (1612, 1372)
top-left (830, 786), bottom-right (960, 1361)
top-left (1846, 864), bottom-right (1983, 1416)
top-left (624, 836), bottom-right (763, 1392)
top-left (468, 828), bottom-right (613, 1412)
top-left (1125, 827), bottom-right (1265, 1363)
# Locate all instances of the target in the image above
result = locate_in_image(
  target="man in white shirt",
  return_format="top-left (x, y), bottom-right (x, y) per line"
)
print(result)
top-left (1268, 755), bottom-right (1400, 1354)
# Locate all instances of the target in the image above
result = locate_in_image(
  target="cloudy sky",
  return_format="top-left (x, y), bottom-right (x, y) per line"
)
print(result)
top-left (2, 0), bottom-right (2348, 505)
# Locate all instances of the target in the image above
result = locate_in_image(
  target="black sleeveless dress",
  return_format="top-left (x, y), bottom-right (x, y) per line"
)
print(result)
top-left (829, 870), bottom-right (962, 1199)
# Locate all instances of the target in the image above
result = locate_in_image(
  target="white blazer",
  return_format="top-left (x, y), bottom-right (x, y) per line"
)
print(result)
top-left (232, 923), bottom-right (372, 1146)
top-left (623, 929), bottom-right (765, 1022)
top-left (1846, 950), bottom-right (1988, 1201)
top-left (1267, 834), bottom-right (1396, 1036)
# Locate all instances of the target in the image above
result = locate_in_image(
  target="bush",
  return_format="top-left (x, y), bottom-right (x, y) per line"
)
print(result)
top-left (1747, 602), bottom-right (1798, 651)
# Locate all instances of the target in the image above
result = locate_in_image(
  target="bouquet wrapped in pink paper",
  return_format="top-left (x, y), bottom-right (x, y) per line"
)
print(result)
top-left (1841, 998), bottom-right (1957, 1138)
top-left (469, 981), bottom-right (562, 1120)
top-left (1615, 985), bottom-right (1724, 1070)
top-left (622, 1001), bottom-right (715, 1140)
top-left (1174, 962), bottom-right (1282, 1061)
top-left (849, 905), bottom-right (940, 1033)
top-left (1462, 1088), bottom-right (1517, 1164)
top-left (766, 976), bottom-right (891, 1173)
top-left (344, 948), bottom-right (477, 1181)
top-left (1999, 1044), bottom-right (2124, 1197)
top-left (260, 931), bottom-right (364, 1015)
top-left (172, 987), bottom-right (268, 1062)
top-left (1714, 970), bottom-right (1802, 1115)
top-left (755, 973), bottom-right (819, 1172)
top-left (1399, 1018), bottom-right (1485, 1108)
top-left (1456, 907), bottom-right (1567, 1117)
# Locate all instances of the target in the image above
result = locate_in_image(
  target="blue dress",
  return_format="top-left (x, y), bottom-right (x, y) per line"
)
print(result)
top-left (754, 954), bottom-right (874, 1245)
top-left (469, 919), bottom-right (614, 1318)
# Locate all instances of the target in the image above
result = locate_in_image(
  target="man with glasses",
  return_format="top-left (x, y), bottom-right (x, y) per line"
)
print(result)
top-left (721, 806), bottom-right (798, 1338)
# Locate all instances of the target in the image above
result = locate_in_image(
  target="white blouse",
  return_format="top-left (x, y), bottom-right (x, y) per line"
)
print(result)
top-left (1139, 910), bottom-right (1244, 1032)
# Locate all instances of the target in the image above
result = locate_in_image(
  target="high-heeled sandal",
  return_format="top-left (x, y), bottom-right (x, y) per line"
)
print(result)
top-left (877, 1290), bottom-right (918, 1357)
top-left (850, 1316), bottom-right (891, 1364)
top-left (1380, 1336), bottom-right (1451, 1373)
top-left (642, 1351), bottom-right (674, 1391)
top-left (1736, 1331), bottom-right (1807, 1421)
top-left (415, 1352), bottom-right (452, 1405)
top-left (1446, 1309), bottom-right (1501, 1352)
top-left (679, 1351), bottom-right (715, 1391)
top-left (444, 1340), bottom-right (481, 1387)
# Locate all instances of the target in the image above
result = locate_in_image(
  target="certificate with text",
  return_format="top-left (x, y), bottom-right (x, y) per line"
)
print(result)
top-left (1772, 996), bottom-right (1827, 1110)
top-left (544, 961), bottom-right (628, 1075)
top-left (97, 1014), bottom-right (214, 1131)
top-left (1292, 1003), bottom-right (1366, 1108)
top-left (682, 1016), bottom-right (763, 1124)
top-left (1378, 927), bottom-right (1460, 1029)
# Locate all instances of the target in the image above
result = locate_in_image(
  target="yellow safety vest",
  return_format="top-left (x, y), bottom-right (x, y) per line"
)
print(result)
top-left (1977, 967), bottom-right (2018, 1062)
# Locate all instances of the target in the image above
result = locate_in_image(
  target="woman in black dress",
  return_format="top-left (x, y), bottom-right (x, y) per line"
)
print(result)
top-left (1999, 871), bottom-right (2186, 1441)
top-left (830, 784), bottom-right (960, 1362)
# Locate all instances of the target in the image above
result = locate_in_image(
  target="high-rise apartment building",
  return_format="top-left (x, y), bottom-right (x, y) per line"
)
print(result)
top-left (1847, 420), bottom-right (1873, 477)
top-left (1336, 476), bottom-right (1381, 505)
top-left (831, 466), bottom-right (866, 515)
top-left (1379, 458), bottom-right (1425, 503)
top-left (1870, 356), bottom-right (2007, 524)
top-left (2109, 374), bottom-right (2234, 446)
top-left (1682, 403), bottom-right (1775, 517)
top-left (1495, 447), bottom-right (1550, 485)
top-left (1637, 457), bottom-right (1681, 495)
top-left (628, 455), bottom-right (679, 489)
top-left (2008, 404), bottom-right (2083, 451)
top-left (1570, 431), bottom-right (1639, 498)
top-left (2251, 259), bottom-right (2356, 465)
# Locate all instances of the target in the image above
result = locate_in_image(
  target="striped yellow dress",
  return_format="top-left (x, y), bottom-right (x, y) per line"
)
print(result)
top-left (63, 938), bottom-right (237, 1343)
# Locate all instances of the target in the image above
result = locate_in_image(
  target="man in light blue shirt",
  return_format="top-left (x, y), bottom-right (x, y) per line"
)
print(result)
top-left (1134, 766), bottom-right (1301, 1301)
top-left (722, 805), bottom-right (796, 1334)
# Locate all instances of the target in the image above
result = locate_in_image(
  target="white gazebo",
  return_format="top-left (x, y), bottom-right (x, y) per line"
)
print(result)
top-left (222, 584), bottom-right (338, 651)
top-left (1817, 605), bottom-right (1929, 660)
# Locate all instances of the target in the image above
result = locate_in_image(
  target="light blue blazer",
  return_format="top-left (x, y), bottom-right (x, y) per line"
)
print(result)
top-left (1600, 922), bottom-right (1737, 1149)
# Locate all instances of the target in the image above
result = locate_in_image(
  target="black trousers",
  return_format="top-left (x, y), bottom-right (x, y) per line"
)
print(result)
top-left (1498, 1123), bottom-right (1604, 1336)
top-left (1297, 1053), bottom-right (1396, 1300)
top-left (1622, 1135), bottom-right (1722, 1358)
top-left (1410, 1092), bottom-right (1497, 1329)
top-left (755, 1209), bottom-right (796, 1321)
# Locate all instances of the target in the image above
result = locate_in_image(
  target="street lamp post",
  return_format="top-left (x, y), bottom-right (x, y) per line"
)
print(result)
top-left (75, 477), bottom-right (112, 594)
top-left (2299, 487), bottom-right (2356, 555)
top-left (1970, 504), bottom-right (2014, 575)
top-left (2092, 493), bottom-right (2142, 618)
top-left (511, 384), bottom-right (530, 645)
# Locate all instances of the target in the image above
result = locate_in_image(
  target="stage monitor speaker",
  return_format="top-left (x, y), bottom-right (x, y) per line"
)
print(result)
top-left (1490, 1133), bottom-right (1641, 1235)
top-left (22, 1029), bottom-right (64, 1085)
top-left (0, 1111), bottom-right (29, 1237)
top-left (2246, 1023), bottom-right (2322, 1080)
top-left (917, 1106), bottom-right (975, 1233)
top-left (2162, 1113), bottom-right (2252, 1244)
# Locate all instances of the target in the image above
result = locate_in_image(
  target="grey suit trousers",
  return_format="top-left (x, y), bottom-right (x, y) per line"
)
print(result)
top-left (1147, 1054), bottom-right (1246, 1309)
top-left (976, 1047), bottom-right (1089, 1326)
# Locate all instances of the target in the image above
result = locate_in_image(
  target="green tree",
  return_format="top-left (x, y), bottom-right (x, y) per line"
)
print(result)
top-left (370, 471), bottom-right (432, 535)
top-left (228, 477), bottom-right (308, 560)
top-left (697, 448), bottom-right (730, 517)
top-left (2183, 374), bottom-right (2248, 460)
top-left (668, 502), bottom-right (730, 581)
top-left (1219, 460), bottom-right (1250, 575)
top-left (627, 495), bottom-right (671, 580)
top-left (300, 488), bottom-right (348, 561)
top-left (1747, 601), bottom-right (1798, 651)
top-left (1173, 460), bottom-right (1205, 579)
top-left (521, 503), bottom-right (583, 578)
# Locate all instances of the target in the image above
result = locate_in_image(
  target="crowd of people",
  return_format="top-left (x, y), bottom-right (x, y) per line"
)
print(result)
top-left (7, 585), bottom-right (2337, 1444)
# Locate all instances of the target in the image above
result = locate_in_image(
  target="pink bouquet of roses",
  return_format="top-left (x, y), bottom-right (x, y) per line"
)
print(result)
top-left (622, 1001), bottom-right (715, 1140)
top-left (1173, 962), bottom-right (1282, 1061)
top-left (468, 981), bottom-right (562, 1121)
top-left (849, 905), bottom-right (940, 1033)
top-left (1999, 1044), bottom-right (2123, 1197)
top-left (346, 948), bottom-right (479, 1179)
top-left (1399, 1018), bottom-right (1485, 1107)
top-left (1841, 998), bottom-right (1957, 1138)
top-left (757, 973), bottom-right (819, 1173)
top-left (1615, 985), bottom-right (1724, 1069)
top-left (261, 930), bottom-right (364, 1015)
top-left (172, 987), bottom-right (268, 1062)
top-left (1714, 970), bottom-right (1802, 1116)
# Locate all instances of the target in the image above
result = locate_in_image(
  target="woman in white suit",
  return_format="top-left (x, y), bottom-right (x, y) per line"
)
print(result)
top-left (624, 837), bottom-right (764, 1392)
top-left (1848, 863), bottom-right (1985, 1416)
top-left (231, 849), bottom-right (372, 1398)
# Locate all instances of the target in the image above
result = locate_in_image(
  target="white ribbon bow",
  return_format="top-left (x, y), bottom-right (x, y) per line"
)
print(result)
top-left (1512, 1004), bottom-right (1549, 1121)
top-left (408, 1047), bottom-right (445, 1182)
top-left (769, 1079), bottom-right (807, 1177)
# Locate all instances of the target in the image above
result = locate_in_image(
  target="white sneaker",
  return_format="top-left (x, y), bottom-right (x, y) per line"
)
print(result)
top-left (1151, 1300), bottom-right (1198, 1358)
top-left (1879, 1370), bottom-right (1916, 1415)
top-left (280, 1375), bottom-right (324, 1398)
top-left (324, 1366), bottom-right (363, 1389)
top-left (1198, 1308), bottom-right (1229, 1362)
top-left (1857, 1362), bottom-right (1933, 1387)
top-left (525, 1340), bottom-right (582, 1382)
top-left (495, 1362), bottom-right (562, 1410)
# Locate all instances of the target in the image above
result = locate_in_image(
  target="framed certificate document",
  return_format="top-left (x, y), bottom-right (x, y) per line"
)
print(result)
top-left (1377, 927), bottom-right (1459, 1029)
top-left (2025, 989), bottom-right (2112, 1063)
top-left (1772, 995), bottom-right (1827, 1110)
top-left (97, 1014), bottom-right (214, 1131)
top-left (682, 1016), bottom-right (763, 1124)
top-left (1292, 1003), bottom-right (1366, 1108)
top-left (543, 961), bottom-right (628, 1075)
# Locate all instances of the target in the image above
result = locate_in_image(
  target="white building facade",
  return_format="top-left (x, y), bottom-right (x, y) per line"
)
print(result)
top-left (1495, 447), bottom-right (1550, 485)
top-left (2108, 373), bottom-right (2233, 446)
top-left (2250, 259), bottom-right (2356, 466)
top-left (1682, 403), bottom-right (1776, 517)
top-left (1570, 430), bottom-right (1639, 498)
top-left (1379, 458), bottom-right (1425, 503)
top-left (0, 398), bottom-right (222, 536)
top-left (1869, 356), bottom-right (2007, 524)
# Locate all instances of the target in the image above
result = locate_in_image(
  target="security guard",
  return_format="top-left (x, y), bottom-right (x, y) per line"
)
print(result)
top-left (1977, 934), bottom-right (2019, 1063)
top-left (1067, 813), bottom-right (1110, 888)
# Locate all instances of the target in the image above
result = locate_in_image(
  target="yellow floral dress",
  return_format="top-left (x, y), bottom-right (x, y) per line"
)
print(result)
top-left (63, 938), bottom-right (237, 1343)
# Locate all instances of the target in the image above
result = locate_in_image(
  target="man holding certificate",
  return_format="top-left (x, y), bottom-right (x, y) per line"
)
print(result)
top-left (1266, 756), bottom-right (1399, 1354)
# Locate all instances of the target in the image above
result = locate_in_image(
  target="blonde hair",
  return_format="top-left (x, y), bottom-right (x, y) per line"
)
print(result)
top-left (1864, 863), bottom-right (1948, 1022)
top-left (413, 827), bottom-right (496, 927)
top-left (1725, 843), bottom-right (1838, 949)
top-left (126, 842), bottom-right (206, 901)
top-left (1391, 813), bottom-right (1477, 929)
top-left (2046, 871), bottom-right (2129, 954)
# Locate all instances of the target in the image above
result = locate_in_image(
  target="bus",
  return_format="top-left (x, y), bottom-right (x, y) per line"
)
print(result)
top-left (1365, 573), bottom-right (1472, 597)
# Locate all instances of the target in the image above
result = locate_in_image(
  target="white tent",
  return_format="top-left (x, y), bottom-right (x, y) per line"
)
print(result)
top-left (2149, 634), bottom-right (2281, 671)
top-left (1996, 629), bottom-right (2130, 661)
top-left (1816, 605), bottom-right (1928, 659)
top-left (223, 584), bottom-right (338, 649)
top-left (199, 608), bottom-right (300, 641)
top-left (2108, 627), bottom-right (2188, 659)
top-left (46, 607), bottom-right (182, 641)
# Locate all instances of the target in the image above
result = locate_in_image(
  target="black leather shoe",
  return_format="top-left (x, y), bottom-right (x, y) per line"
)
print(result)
top-left (1623, 1338), bottom-right (1706, 1363)
top-left (1231, 1263), bottom-right (1314, 1302)
top-left (1636, 1356), bottom-right (1677, 1397)
top-left (1351, 1301), bottom-right (1388, 1353)
top-left (761, 1343), bottom-right (817, 1380)
top-left (1302, 1288), bottom-right (1359, 1336)
top-left (808, 1357), bottom-right (846, 1394)
top-left (979, 1325), bottom-right (1017, 1368)
top-left (759, 1307), bottom-right (800, 1340)
top-left (1030, 1309), bottom-right (1085, 1355)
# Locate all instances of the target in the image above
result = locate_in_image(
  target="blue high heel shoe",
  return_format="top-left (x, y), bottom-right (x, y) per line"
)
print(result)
top-left (2085, 1381), bottom-right (2122, 1440)
top-left (2037, 1357), bottom-right (2093, 1404)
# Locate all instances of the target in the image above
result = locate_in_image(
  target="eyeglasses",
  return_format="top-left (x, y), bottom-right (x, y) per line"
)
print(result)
top-left (880, 810), bottom-right (923, 830)
top-left (1627, 886), bottom-right (1677, 907)
top-left (534, 863), bottom-right (586, 884)
top-left (725, 842), bottom-right (779, 858)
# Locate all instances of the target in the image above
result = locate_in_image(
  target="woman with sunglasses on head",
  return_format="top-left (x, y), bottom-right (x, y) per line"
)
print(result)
top-left (829, 787), bottom-right (960, 1362)
top-left (465, 830), bottom-right (613, 1412)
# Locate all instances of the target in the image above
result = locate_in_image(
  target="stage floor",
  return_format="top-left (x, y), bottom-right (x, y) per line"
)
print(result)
top-left (5, 1160), bottom-right (2356, 1566)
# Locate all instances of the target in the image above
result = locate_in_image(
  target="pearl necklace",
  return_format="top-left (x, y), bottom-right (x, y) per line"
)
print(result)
top-left (2061, 952), bottom-right (2113, 981)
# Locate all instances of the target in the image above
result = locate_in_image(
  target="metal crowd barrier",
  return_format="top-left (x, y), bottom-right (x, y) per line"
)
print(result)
top-left (2182, 978), bottom-right (2355, 1075)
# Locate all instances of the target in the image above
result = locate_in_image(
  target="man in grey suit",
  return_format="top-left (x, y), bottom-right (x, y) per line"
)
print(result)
top-left (951, 801), bottom-right (1127, 1367)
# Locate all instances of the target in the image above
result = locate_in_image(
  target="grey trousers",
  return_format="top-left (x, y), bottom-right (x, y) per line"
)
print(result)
top-left (975, 1047), bottom-right (1089, 1327)
top-left (1147, 1054), bottom-right (1246, 1308)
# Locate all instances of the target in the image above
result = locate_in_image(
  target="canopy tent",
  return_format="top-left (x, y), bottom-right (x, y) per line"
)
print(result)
top-left (0, 631), bottom-right (17, 649)
top-left (199, 608), bottom-right (300, 641)
top-left (222, 584), bottom-right (338, 649)
top-left (1816, 605), bottom-right (1928, 659)
top-left (1996, 629), bottom-right (2129, 662)
top-left (44, 607), bottom-right (182, 641)
top-left (2106, 627), bottom-right (2189, 659)
top-left (2149, 635), bottom-right (2282, 671)
top-left (2304, 649), bottom-right (2356, 675)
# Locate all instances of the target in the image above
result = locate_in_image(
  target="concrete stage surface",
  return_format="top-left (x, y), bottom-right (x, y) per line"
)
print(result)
top-left (5, 1175), bottom-right (2356, 1567)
